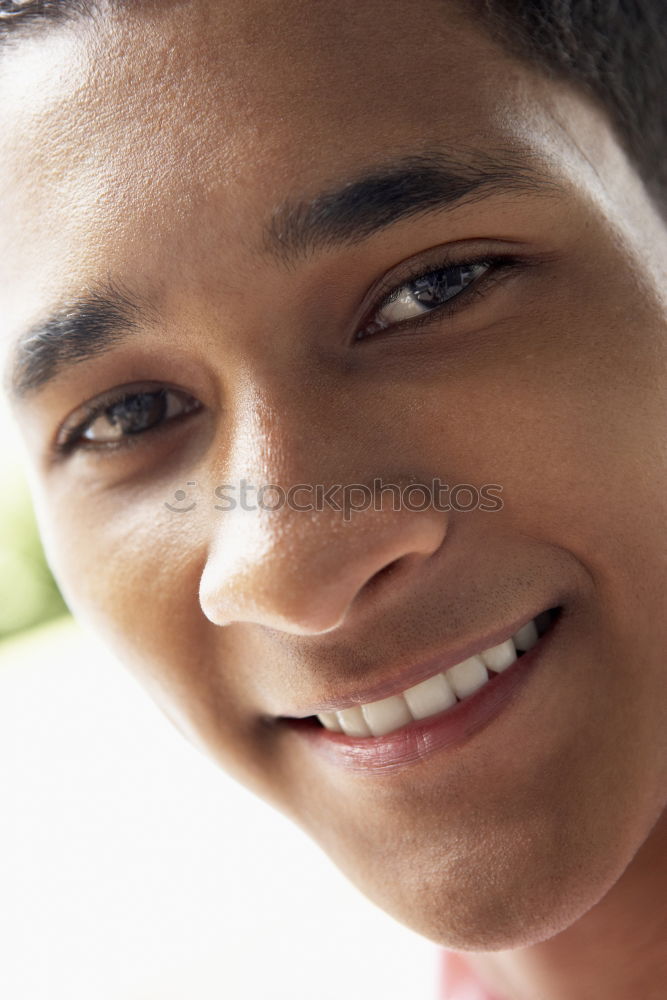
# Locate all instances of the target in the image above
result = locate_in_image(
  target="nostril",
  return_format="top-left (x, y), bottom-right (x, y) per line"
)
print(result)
top-left (378, 558), bottom-right (402, 579)
top-left (359, 556), bottom-right (405, 602)
top-left (374, 556), bottom-right (402, 582)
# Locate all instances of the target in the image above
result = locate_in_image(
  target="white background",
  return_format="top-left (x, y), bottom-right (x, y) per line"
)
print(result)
top-left (0, 618), bottom-right (438, 999)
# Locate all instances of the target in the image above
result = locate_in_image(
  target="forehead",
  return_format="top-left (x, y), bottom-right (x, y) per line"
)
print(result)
top-left (0, 0), bottom-right (613, 344)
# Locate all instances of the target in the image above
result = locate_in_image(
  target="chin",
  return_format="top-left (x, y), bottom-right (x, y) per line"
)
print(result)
top-left (353, 866), bottom-right (611, 952)
top-left (317, 801), bottom-right (654, 953)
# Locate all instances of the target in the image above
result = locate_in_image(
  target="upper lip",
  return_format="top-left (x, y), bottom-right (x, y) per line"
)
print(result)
top-left (282, 605), bottom-right (555, 718)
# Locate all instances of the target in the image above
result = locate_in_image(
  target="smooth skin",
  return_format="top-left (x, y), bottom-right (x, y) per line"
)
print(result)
top-left (1, 2), bottom-right (666, 998)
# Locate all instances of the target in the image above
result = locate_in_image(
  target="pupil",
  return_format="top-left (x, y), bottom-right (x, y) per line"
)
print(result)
top-left (107, 390), bottom-right (167, 435)
top-left (410, 264), bottom-right (479, 307)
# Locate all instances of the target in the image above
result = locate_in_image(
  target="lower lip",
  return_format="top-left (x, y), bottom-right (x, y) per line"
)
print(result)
top-left (285, 615), bottom-right (561, 774)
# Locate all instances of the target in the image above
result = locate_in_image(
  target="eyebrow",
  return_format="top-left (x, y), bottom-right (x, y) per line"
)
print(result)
top-left (8, 147), bottom-right (558, 400)
top-left (263, 147), bottom-right (559, 265)
top-left (7, 281), bottom-right (144, 400)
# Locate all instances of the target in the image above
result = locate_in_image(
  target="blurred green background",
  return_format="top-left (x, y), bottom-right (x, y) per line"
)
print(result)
top-left (0, 404), bottom-right (69, 641)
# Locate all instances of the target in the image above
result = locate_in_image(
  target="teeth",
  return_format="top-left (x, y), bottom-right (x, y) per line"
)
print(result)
top-left (403, 672), bottom-right (457, 720)
top-left (512, 619), bottom-right (539, 652)
top-left (361, 694), bottom-right (413, 737)
top-left (481, 639), bottom-right (516, 673)
top-left (445, 654), bottom-right (490, 698)
top-left (318, 613), bottom-right (549, 738)
top-left (318, 711), bottom-right (343, 732)
top-left (335, 705), bottom-right (372, 737)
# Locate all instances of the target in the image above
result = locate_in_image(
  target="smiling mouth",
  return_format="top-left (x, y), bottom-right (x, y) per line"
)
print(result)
top-left (302, 607), bottom-right (562, 740)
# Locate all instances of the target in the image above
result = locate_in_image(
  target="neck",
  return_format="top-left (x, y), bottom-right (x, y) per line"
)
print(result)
top-left (467, 809), bottom-right (667, 1000)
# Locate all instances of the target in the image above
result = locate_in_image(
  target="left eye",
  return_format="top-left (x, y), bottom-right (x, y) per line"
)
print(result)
top-left (58, 386), bottom-right (201, 451)
top-left (358, 260), bottom-right (491, 339)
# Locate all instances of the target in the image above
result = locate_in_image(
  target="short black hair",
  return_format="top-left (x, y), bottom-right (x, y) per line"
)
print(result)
top-left (473, 0), bottom-right (667, 219)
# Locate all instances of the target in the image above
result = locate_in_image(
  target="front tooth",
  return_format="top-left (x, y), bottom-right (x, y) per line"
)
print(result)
top-left (445, 655), bottom-right (488, 698)
top-left (403, 672), bottom-right (457, 720)
top-left (361, 694), bottom-right (413, 737)
top-left (318, 711), bottom-right (343, 732)
top-left (512, 619), bottom-right (538, 653)
top-left (481, 639), bottom-right (516, 673)
top-left (336, 705), bottom-right (372, 737)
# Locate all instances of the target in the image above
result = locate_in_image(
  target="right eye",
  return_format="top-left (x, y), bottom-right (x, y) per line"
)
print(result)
top-left (359, 261), bottom-right (491, 338)
top-left (56, 385), bottom-right (202, 453)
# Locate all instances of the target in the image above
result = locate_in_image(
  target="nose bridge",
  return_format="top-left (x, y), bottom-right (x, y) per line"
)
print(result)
top-left (224, 370), bottom-right (349, 486)
top-left (219, 365), bottom-right (392, 509)
top-left (198, 377), bottom-right (449, 634)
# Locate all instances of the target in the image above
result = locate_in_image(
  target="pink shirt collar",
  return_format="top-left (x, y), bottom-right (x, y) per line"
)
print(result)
top-left (439, 949), bottom-right (503, 1000)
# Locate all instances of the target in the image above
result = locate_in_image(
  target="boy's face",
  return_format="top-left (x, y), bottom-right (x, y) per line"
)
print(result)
top-left (1, 0), bottom-right (666, 949)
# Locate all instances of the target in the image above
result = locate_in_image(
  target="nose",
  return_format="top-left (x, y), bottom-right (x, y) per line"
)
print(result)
top-left (199, 482), bottom-right (448, 635)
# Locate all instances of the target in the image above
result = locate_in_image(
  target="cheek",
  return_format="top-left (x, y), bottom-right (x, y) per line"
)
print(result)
top-left (401, 281), bottom-right (667, 671)
top-left (407, 273), bottom-right (667, 564)
top-left (38, 493), bottom-right (280, 783)
top-left (38, 489), bottom-right (207, 668)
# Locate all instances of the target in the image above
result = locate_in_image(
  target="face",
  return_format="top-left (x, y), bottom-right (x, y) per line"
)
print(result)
top-left (1, 0), bottom-right (666, 951)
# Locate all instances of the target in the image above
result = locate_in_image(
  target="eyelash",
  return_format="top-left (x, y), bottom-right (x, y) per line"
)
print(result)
top-left (357, 252), bottom-right (521, 341)
top-left (54, 385), bottom-right (201, 457)
top-left (54, 252), bottom-right (521, 457)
